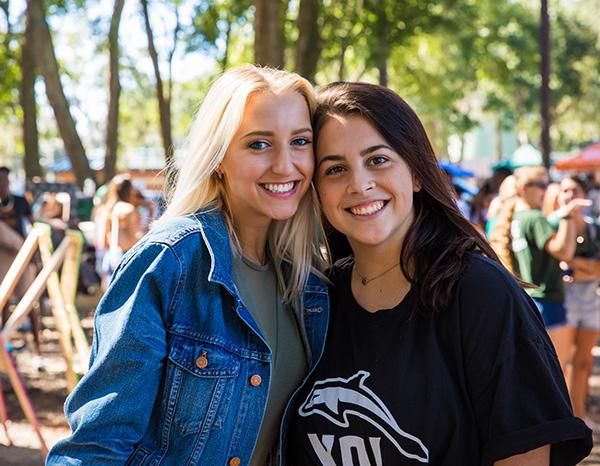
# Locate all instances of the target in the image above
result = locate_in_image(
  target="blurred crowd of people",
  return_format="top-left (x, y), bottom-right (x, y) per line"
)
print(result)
top-left (477, 165), bottom-right (600, 432)
top-left (0, 166), bottom-right (160, 369)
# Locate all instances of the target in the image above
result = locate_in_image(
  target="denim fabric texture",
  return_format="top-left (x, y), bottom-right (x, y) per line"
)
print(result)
top-left (46, 210), bottom-right (329, 466)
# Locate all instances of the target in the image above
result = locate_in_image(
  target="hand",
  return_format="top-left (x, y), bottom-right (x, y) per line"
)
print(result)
top-left (554, 198), bottom-right (592, 219)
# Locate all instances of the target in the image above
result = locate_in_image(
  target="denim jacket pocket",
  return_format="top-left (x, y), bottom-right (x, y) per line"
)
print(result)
top-left (125, 445), bottom-right (150, 466)
top-left (166, 335), bottom-right (241, 435)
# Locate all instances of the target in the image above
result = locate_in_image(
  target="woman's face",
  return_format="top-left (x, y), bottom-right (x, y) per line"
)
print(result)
top-left (315, 114), bottom-right (420, 250)
top-left (220, 91), bottom-right (314, 227)
top-left (559, 178), bottom-right (585, 207)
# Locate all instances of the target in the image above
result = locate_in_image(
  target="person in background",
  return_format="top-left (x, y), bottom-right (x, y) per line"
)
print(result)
top-left (486, 174), bottom-right (517, 237)
top-left (0, 166), bottom-right (33, 238)
top-left (286, 82), bottom-right (592, 465)
top-left (47, 65), bottom-right (329, 466)
top-left (0, 166), bottom-right (43, 369)
top-left (470, 178), bottom-right (496, 233)
top-left (551, 176), bottom-right (600, 430)
top-left (97, 174), bottom-right (143, 288)
top-left (489, 167), bottom-right (591, 366)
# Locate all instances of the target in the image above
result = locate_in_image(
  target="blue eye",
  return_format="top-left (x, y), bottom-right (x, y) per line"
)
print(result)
top-left (249, 140), bottom-right (270, 150)
top-left (292, 137), bottom-right (312, 146)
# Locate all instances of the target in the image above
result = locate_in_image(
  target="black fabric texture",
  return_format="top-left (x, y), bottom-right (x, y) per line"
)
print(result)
top-left (286, 253), bottom-right (592, 465)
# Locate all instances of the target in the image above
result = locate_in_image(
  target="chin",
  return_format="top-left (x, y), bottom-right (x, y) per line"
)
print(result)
top-left (266, 207), bottom-right (301, 222)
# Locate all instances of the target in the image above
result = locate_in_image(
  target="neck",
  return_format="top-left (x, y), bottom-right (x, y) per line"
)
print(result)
top-left (232, 219), bottom-right (270, 266)
top-left (351, 241), bottom-right (404, 279)
top-left (515, 199), bottom-right (537, 211)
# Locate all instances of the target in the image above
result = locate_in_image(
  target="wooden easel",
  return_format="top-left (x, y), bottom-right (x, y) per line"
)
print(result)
top-left (0, 223), bottom-right (90, 457)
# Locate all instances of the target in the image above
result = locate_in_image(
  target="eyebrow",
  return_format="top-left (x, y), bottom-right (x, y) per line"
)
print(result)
top-left (317, 144), bottom-right (393, 168)
top-left (360, 144), bottom-right (392, 156)
top-left (241, 127), bottom-right (313, 139)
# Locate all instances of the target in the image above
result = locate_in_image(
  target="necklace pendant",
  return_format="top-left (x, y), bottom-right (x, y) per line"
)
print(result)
top-left (361, 277), bottom-right (368, 285)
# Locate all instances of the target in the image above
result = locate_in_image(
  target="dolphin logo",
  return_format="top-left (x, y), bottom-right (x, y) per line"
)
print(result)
top-left (298, 370), bottom-right (429, 463)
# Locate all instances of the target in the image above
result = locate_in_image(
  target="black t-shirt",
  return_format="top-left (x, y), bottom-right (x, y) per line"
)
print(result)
top-left (286, 254), bottom-right (592, 465)
top-left (0, 194), bottom-right (32, 238)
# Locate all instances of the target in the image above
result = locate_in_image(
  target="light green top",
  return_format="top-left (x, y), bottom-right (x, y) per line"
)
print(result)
top-left (232, 254), bottom-right (307, 465)
top-left (511, 209), bottom-right (563, 302)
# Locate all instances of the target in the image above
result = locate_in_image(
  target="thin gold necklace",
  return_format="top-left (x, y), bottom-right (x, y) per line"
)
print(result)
top-left (354, 261), bottom-right (400, 286)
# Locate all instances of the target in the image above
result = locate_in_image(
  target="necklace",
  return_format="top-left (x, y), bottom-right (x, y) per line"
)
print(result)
top-left (354, 261), bottom-right (400, 286)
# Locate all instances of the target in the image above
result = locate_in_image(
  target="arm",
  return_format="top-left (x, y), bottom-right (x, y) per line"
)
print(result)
top-left (545, 199), bottom-right (592, 261)
top-left (495, 444), bottom-right (550, 466)
top-left (47, 242), bottom-right (181, 465)
top-left (545, 218), bottom-right (576, 261)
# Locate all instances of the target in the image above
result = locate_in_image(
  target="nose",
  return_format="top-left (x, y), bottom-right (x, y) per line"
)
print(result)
top-left (271, 146), bottom-right (294, 176)
top-left (348, 168), bottom-right (374, 195)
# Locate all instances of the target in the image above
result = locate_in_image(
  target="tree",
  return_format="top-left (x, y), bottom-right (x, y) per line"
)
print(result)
top-left (20, 6), bottom-right (42, 179)
top-left (540, 0), bottom-right (551, 168)
top-left (27, 0), bottom-right (92, 186)
top-left (185, 0), bottom-right (253, 71)
top-left (253, 0), bottom-right (284, 67)
top-left (104, 0), bottom-right (126, 182)
top-left (295, 0), bottom-right (321, 83)
top-left (141, 0), bottom-right (179, 165)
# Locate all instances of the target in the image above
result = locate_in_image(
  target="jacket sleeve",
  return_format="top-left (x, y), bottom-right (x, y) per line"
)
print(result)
top-left (46, 241), bottom-right (182, 465)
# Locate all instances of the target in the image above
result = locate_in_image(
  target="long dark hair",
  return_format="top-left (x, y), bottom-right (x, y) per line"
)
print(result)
top-left (314, 82), bottom-right (502, 314)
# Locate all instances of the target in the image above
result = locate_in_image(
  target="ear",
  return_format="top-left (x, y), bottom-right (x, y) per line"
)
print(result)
top-left (413, 177), bottom-right (421, 193)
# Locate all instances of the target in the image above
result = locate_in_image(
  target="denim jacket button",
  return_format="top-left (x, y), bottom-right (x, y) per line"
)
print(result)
top-left (195, 350), bottom-right (208, 369)
top-left (229, 457), bottom-right (241, 466)
top-left (249, 374), bottom-right (262, 387)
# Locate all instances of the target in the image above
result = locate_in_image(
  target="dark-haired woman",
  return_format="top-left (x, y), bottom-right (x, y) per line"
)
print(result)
top-left (284, 83), bottom-right (592, 465)
top-left (553, 177), bottom-right (600, 428)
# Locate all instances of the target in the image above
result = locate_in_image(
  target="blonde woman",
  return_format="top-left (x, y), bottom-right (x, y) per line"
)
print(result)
top-left (47, 65), bottom-right (328, 465)
top-left (489, 167), bottom-right (589, 360)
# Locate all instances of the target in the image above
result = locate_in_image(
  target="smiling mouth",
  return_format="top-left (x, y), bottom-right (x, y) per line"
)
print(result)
top-left (346, 200), bottom-right (388, 216)
top-left (260, 181), bottom-right (298, 194)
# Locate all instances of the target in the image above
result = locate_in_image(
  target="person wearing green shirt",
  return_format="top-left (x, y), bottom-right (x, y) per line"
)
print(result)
top-left (489, 166), bottom-right (590, 367)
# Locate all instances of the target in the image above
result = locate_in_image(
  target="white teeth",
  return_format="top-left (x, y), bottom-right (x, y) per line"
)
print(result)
top-left (349, 201), bottom-right (385, 216)
top-left (262, 182), bottom-right (295, 193)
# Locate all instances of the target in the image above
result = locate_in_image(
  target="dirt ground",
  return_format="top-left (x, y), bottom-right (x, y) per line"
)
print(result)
top-left (2, 292), bottom-right (600, 465)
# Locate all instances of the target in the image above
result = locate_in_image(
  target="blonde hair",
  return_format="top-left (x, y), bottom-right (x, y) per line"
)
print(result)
top-left (155, 65), bottom-right (326, 305)
top-left (489, 166), bottom-right (548, 273)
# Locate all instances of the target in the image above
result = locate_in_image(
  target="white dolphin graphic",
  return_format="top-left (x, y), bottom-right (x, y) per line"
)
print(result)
top-left (299, 370), bottom-right (429, 463)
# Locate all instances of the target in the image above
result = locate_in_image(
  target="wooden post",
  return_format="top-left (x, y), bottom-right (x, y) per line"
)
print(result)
top-left (36, 230), bottom-right (78, 391)
top-left (0, 333), bottom-right (48, 457)
top-left (61, 230), bottom-right (90, 364)
top-left (0, 228), bottom-right (41, 312)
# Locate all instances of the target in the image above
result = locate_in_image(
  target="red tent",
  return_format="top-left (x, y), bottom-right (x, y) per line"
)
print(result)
top-left (555, 141), bottom-right (600, 171)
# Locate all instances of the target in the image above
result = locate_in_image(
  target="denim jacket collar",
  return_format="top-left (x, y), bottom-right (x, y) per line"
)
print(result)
top-left (193, 208), bottom-right (238, 297)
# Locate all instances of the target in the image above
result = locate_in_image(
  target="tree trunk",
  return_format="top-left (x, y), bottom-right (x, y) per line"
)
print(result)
top-left (220, 19), bottom-right (232, 72)
top-left (141, 0), bottom-right (173, 165)
top-left (540, 0), bottom-right (551, 169)
top-left (20, 6), bottom-right (43, 180)
top-left (104, 0), bottom-right (125, 183)
top-left (27, 0), bottom-right (92, 187)
top-left (295, 0), bottom-right (320, 83)
top-left (375, 0), bottom-right (389, 87)
top-left (253, 0), bottom-right (284, 67)
top-left (338, 42), bottom-right (347, 81)
top-left (495, 118), bottom-right (503, 162)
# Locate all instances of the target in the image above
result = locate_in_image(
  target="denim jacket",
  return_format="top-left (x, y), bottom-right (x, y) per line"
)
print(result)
top-left (46, 210), bottom-right (329, 466)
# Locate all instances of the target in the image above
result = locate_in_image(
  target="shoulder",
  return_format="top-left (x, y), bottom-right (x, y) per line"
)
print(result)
top-left (122, 213), bottom-right (215, 267)
top-left (459, 253), bottom-right (519, 293)
top-left (145, 212), bottom-right (213, 247)
top-left (515, 209), bottom-right (549, 226)
top-left (454, 252), bottom-right (546, 343)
